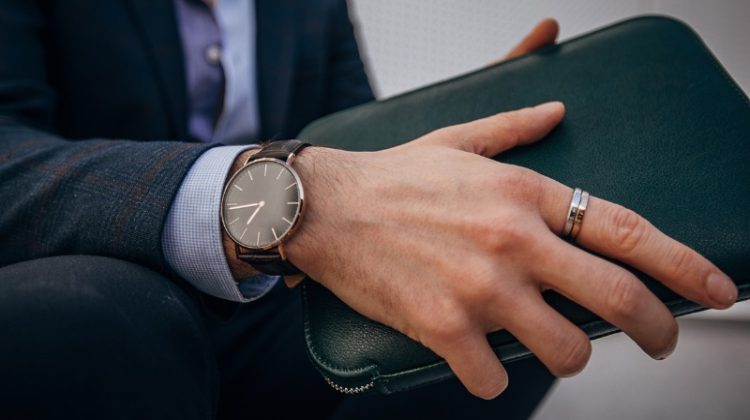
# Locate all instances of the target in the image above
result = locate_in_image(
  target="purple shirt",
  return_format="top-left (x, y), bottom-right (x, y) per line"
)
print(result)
top-left (173, 0), bottom-right (225, 143)
top-left (173, 0), bottom-right (261, 144)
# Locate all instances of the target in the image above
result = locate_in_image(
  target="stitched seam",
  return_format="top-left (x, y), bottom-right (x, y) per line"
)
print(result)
top-left (301, 283), bottom-right (380, 376)
top-left (304, 284), bottom-right (749, 392)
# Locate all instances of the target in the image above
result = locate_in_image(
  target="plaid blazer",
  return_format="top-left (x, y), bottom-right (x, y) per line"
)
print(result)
top-left (0, 0), bottom-right (374, 274)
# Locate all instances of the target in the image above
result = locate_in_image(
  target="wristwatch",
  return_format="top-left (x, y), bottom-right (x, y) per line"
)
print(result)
top-left (220, 140), bottom-right (310, 276)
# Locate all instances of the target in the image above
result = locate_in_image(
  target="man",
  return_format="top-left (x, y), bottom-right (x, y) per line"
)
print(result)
top-left (0, 1), bottom-right (737, 419)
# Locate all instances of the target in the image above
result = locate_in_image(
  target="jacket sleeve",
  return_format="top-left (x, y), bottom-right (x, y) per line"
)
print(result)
top-left (324, 0), bottom-right (376, 113)
top-left (0, 1), bottom-right (212, 273)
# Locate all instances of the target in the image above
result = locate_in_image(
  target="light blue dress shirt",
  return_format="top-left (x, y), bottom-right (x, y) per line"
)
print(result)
top-left (163, 0), bottom-right (280, 302)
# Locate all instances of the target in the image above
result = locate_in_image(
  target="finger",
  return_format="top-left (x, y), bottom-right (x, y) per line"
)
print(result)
top-left (580, 197), bottom-right (737, 308)
top-left (503, 18), bottom-right (559, 61)
top-left (430, 330), bottom-right (508, 400)
top-left (499, 291), bottom-right (592, 377)
top-left (423, 101), bottom-right (565, 157)
top-left (531, 233), bottom-right (679, 359)
top-left (537, 179), bottom-right (738, 310)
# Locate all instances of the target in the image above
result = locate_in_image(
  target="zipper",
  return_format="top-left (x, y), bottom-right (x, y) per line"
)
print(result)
top-left (323, 376), bottom-right (375, 394)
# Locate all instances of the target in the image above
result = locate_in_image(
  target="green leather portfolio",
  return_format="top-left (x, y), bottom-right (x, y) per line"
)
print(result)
top-left (296, 16), bottom-right (750, 394)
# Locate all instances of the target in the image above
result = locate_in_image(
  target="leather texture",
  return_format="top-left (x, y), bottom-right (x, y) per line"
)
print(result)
top-left (296, 16), bottom-right (750, 394)
top-left (251, 139), bottom-right (310, 161)
top-left (237, 252), bottom-right (301, 276)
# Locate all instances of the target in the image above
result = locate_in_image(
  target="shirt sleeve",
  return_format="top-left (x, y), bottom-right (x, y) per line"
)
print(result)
top-left (162, 145), bottom-right (280, 302)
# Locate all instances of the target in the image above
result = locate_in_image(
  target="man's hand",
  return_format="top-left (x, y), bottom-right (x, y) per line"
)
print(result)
top-left (284, 102), bottom-right (737, 399)
top-left (224, 18), bottom-right (560, 279)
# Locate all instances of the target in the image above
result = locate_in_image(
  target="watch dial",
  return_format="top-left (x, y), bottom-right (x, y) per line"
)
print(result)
top-left (222, 159), bottom-right (302, 249)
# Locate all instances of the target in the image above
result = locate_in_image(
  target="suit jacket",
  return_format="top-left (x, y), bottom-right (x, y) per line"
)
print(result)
top-left (0, 0), bottom-right (374, 273)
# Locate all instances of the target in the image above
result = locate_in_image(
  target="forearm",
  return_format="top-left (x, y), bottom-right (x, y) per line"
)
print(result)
top-left (0, 120), bottom-right (211, 272)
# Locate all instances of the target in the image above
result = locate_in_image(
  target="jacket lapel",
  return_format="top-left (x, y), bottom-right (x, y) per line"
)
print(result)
top-left (256, 0), bottom-right (297, 140)
top-left (122, 0), bottom-right (188, 140)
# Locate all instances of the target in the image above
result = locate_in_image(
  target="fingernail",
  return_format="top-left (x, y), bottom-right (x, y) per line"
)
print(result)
top-left (706, 273), bottom-right (737, 308)
top-left (654, 337), bottom-right (677, 360)
top-left (534, 101), bottom-right (564, 114)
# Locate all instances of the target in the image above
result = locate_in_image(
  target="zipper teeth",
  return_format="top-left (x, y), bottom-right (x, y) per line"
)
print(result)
top-left (323, 376), bottom-right (375, 394)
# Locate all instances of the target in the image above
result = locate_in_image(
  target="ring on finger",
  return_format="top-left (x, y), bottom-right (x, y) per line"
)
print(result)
top-left (561, 187), bottom-right (590, 240)
top-left (571, 190), bottom-right (589, 239)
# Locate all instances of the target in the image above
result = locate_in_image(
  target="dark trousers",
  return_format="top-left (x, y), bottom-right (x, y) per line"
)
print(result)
top-left (0, 256), bottom-right (554, 419)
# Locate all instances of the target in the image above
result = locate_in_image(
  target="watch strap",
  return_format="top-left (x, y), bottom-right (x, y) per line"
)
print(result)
top-left (237, 249), bottom-right (301, 276)
top-left (250, 139), bottom-right (310, 162)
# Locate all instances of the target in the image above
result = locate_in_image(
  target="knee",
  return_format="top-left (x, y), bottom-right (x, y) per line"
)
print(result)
top-left (0, 255), bottom-right (202, 343)
top-left (0, 256), bottom-right (216, 419)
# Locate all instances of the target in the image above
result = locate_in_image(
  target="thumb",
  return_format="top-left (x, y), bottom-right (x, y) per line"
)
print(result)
top-left (503, 18), bottom-right (559, 60)
top-left (421, 101), bottom-right (565, 158)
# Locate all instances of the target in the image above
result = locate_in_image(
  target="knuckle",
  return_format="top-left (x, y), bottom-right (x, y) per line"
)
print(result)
top-left (499, 167), bottom-right (542, 200)
top-left (494, 113), bottom-right (523, 146)
top-left (485, 167), bottom-right (544, 215)
top-left (429, 125), bottom-right (469, 150)
top-left (606, 272), bottom-right (644, 320)
top-left (419, 309), bottom-right (471, 345)
top-left (609, 206), bottom-right (649, 256)
top-left (665, 246), bottom-right (693, 280)
top-left (480, 219), bottom-right (529, 254)
top-left (434, 125), bottom-right (460, 140)
top-left (551, 333), bottom-right (592, 377)
top-left (520, 169), bottom-right (543, 202)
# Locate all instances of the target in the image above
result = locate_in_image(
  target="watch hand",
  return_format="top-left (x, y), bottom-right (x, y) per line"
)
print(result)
top-left (246, 201), bottom-right (265, 225)
top-left (228, 202), bottom-right (261, 210)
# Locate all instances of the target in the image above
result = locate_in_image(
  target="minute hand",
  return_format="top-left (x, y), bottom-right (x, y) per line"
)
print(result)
top-left (246, 202), bottom-right (264, 225)
top-left (228, 203), bottom-right (261, 210)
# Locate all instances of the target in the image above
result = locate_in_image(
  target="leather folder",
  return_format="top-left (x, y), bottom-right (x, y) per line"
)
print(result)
top-left (296, 16), bottom-right (750, 394)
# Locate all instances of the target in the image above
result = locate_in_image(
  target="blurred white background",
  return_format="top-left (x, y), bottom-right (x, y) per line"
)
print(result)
top-left (349, 1), bottom-right (750, 419)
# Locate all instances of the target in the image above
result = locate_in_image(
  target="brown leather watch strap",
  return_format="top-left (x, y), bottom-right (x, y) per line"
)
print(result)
top-left (237, 250), bottom-right (301, 276)
top-left (249, 139), bottom-right (310, 162)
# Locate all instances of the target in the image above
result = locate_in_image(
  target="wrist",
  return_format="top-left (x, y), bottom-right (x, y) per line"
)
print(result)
top-left (222, 144), bottom-right (345, 280)
top-left (282, 145), bottom-right (326, 268)
top-left (284, 146), bottom-right (363, 282)
top-left (222, 143), bottom-right (359, 282)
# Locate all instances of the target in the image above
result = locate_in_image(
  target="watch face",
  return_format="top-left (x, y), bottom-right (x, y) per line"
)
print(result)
top-left (221, 158), bottom-right (303, 250)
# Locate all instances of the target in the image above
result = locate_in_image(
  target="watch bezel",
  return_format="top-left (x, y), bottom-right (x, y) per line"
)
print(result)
top-left (220, 157), bottom-right (306, 251)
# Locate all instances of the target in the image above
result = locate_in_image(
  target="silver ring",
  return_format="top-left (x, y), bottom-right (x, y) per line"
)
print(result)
top-left (561, 188), bottom-right (582, 237)
top-left (561, 188), bottom-right (589, 239)
top-left (570, 190), bottom-right (589, 239)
